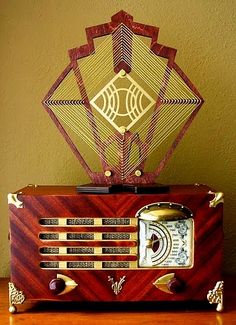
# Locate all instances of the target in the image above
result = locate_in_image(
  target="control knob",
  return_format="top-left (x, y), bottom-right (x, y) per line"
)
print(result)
top-left (167, 277), bottom-right (185, 294)
top-left (49, 278), bottom-right (65, 295)
top-left (48, 274), bottom-right (78, 295)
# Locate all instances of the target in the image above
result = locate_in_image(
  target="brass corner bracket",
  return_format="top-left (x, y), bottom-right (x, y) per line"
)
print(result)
top-left (7, 193), bottom-right (23, 208)
top-left (207, 281), bottom-right (224, 312)
top-left (209, 192), bottom-right (224, 208)
top-left (8, 282), bottom-right (26, 313)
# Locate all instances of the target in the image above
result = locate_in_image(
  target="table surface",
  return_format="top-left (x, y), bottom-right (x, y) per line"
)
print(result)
top-left (0, 276), bottom-right (236, 325)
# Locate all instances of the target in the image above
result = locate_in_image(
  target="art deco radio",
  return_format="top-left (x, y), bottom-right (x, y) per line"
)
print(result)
top-left (8, 11), bottom-right (224, 313)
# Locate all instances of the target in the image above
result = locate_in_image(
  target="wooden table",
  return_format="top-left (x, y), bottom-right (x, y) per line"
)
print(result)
top-left (0, 277), bottom-right (235, 324)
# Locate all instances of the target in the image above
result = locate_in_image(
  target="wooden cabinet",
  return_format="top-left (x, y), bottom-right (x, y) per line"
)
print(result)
top-left (8, 184), bottom-right (223, 312)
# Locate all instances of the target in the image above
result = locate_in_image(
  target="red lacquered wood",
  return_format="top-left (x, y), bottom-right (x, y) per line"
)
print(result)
top-left (40, 255), bottom-right (137, 262)
top-left (39, 226), bottom-right (137, 233)
top-left (9, 185), bottom-right (223, 304)
top-left (2, 277), bottom-right (236, 322)
top-left (39, 241), bottom-right (137, 248)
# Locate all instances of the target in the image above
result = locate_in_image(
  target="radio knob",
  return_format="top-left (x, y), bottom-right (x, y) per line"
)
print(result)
top-left (49, 278), bottom-right (66, 295)
top-left (167, 277), bottom-right (185, 294)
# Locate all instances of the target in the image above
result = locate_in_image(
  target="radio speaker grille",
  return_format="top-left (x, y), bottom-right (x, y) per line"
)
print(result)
top-left (39, 217), bottom-right (137, 269)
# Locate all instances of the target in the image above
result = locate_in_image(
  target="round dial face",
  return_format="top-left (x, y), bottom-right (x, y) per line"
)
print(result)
top-left (139, 219), bottom-right (194, 268)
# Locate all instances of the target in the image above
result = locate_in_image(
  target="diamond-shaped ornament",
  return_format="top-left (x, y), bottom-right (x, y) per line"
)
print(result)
top-left (90, 70), bottom-right (156, 133)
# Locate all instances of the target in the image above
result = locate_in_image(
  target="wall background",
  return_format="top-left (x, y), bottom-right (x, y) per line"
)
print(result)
top-left (0, 0), bottom-right (235, 276)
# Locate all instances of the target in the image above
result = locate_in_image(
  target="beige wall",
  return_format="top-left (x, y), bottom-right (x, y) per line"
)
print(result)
top-left (0, 0), bottom-right (235, 276)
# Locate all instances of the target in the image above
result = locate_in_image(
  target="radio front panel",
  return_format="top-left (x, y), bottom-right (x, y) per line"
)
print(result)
top-left (8, 185), bottom-right (223, 306)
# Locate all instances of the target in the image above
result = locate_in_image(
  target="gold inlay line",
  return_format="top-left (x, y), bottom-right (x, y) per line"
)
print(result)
top-left (40, 246), bottom-right (138, 256)
top-left (40, 218), bottom-right (138, 227)
top-left (40, 260), bottom-right (138, 270)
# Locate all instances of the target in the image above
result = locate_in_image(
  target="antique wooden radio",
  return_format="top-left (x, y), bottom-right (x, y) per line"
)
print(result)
top-left (8, 11), bottom-right (224, 313)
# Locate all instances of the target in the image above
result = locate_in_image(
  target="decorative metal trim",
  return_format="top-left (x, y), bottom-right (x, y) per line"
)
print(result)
top-left (8, 282), bottom-right (26, 313)
top-left (39, 217), bottom-right (138, 227)
top-left (89, 69), bottom-right (156, 133)
top-left (57, 274), bottom-right (78, 295)
top-left (135, 170), bottom-right (142, 177)
top-left (108, 275), bottom-right (126, 295)
top-left (7, 193), bottom-right (23, 208)
top-left (104, 170), bottom-right (112, 177)
top-left (136, 202), bottom-right (193, 221)
top-left (209, 192), bottom-right (224, 208)
top-left (153, 273), bottom-right (175, 294)
top-left (207, 281), bottom-right (224, 312)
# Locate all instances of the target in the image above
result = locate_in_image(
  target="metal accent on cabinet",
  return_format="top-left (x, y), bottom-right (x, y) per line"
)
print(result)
top-left (209, 192), bottom-right (224, 208)
top-left (136, 202), bottom-right (193, 221)
top-left (7, 193), bottom-right (23, 209)
top-left (39, 217), bottom-right (137, 227)
top-left (56, 274), bottom-right (78, 295)
top-left (108, 275), bottom-right (126, 295)
top-left (153, 273), bottom-right (175, 294)
top-left (8, 282), bottom-right (26, 313)
top-left (40, 260), bottom-right (137, 270)
top-left (38, 216), bottom-right (138, 270)
top-left (207, 281), bottom-right (224, 312)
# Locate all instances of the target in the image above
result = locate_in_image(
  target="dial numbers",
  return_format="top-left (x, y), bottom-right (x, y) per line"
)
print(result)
top-left (139, 219), bottom-right (193, 268)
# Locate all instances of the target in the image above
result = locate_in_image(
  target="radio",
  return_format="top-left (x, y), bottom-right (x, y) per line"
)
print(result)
top-left (8, 11), bottom-right (224, 313)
